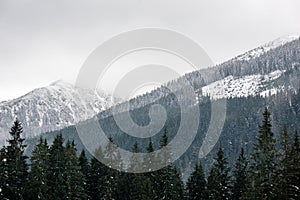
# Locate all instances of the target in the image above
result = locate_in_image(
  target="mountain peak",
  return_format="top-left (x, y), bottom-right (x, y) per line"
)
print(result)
top-left (0, 80), bottom-right (113, 144)
top-left (263, 34), bottom-right (300, 49)
top-left (235, 34), bottom-right (300, 61)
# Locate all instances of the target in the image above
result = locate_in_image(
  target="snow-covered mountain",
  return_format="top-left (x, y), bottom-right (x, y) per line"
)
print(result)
top-left (117, 34), bottom-right (300, 114)
top-left (235, 35), bottom-right (300, 61)
top-left (0, 80), bottom-right (113, 144)
top-left (198, 35), bottom-right (300, 99)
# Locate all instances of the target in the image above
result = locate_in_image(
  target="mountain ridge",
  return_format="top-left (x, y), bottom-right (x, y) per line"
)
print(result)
top-left (1, 35), bottom-right (300, 144)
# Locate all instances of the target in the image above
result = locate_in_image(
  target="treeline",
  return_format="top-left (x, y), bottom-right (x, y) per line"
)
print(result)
top-left (0, 108), bottom-right (300, 199)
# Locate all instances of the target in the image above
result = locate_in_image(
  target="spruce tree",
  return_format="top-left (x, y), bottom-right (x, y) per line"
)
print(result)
top-left (207, 167), bottom-right (220, 200)
top-left (143, 138), bottom-right (159, 199)
top-left (79, 150), bottom-right (90, 196)
top-left (103, 137), bottom-right (122, 200)
top-left (27, 137), bottom-right (50, 200)
top-left (286, 130), bottom-right (300, 198)
top-left (0, 147), bottom-right (7, 199)
top-left (48, 134), bottom-right (67, 200)
top-left (186, 163), bottom-right (207, 200)
top-left (88, 146), bottom-right (107, 200)
top-left (277, 125), bottom-right (291, 199)
top-left (246, 108), bottom-right (278, 199)
top-left (155, 129), bottom-right (184, 200)
top-left (207, 146), bottom-right (232, 200)
top-left (232, 148), bottom-right (248, 200)
top-left (2, 119), bottom-right (28, 199)
top-left (64, 141), bottom-right (88, 200)
top-left (129, 142), bottom-right (155, 200)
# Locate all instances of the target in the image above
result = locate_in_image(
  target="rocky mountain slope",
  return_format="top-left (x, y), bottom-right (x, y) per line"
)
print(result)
top-left (0, 81), bottom-right (113, 144)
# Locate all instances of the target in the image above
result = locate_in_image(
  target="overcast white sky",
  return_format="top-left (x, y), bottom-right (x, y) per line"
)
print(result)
top-left (0, 0), bottom-right (300, 101)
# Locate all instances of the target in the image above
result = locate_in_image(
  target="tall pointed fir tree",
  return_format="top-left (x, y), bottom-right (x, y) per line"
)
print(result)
top-left (143, 137), bottom-right (157, 172)
top-left (143, 137), bottom-right (158, 199)
top-left (155, 129), bottom-right (184, 200)
top-left (246, 108), bottom-right (278, 199)
top-left (79, 149), bottom-right (90, 197)
top-left (283, 130), bottom-right (300, 199)
top-left (1, 119), bottom-right (28, 199)
top-left (0, 146), bottom-right (7, 199)
top-left (232, 148), bottom-right (248, 200)
top-left (27, 137), bottom-right (50, 200)
top-left (207, 167), bottom-right (220, 200)
top-left (64, 141), bottom-right (88, 200)
top-left (103, 137), bottom-right (122, 200)
top-left (186, 162), bottom-right (207, 200)
top-left (207, 146), bottom-right (232, 200)
top-left (48, 134), bottom-right (67, 200)
top-left (88, 146), bottom-right (107, 200)
top-left (129, 142), bottom-right (155, 200)
top-left (277, 125), bottom-right (291, 199)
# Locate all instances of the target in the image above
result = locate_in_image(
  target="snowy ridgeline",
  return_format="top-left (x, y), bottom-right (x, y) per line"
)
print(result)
top-left (235, 35), bottom-right (300, 61)
top-left (0, 81), bottom-right (114, 143)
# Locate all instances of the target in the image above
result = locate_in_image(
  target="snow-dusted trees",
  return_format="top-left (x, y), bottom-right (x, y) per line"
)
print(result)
top-left (0, 119), bottom-right (28, 199)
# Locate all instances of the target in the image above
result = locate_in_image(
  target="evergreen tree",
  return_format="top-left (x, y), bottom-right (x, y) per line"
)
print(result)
top-left (143, 138), bottom-right (159, 200)
top-left (232, 148), bottom-right (248, 200)
top-left (88, 146), bottom-right (107, 200)
top-left (64, 141), bottom-right (88, 200)
top-left (155, 130), bottom-right (184, 200)
top-left (65, 141), bottom-right (87, 200)
top-left (207, 167), bottom-right (220, 200)
top-left (79, 150), bottom-right (90, 196)
top-left (277, 125), bottom-right (291, 199)
top-left (103, 137), bottom-right (122, 200)
top-left (186, 163), bottom-right (207, 200)
top-left (48, 134), bottom-right (67, 200)
top-left (129, 142), bottom-right (155, 200)
top-left (246, 108), bottom-right (278, 199)
top-left (1, 119), bottom-right (28, 199)
top-left (27, 137), bottom-right (50, 200)
top-left (143, 138), bottom-right (157, 172)
top-left (114, 171), bottom-right (131, 200)
top-left (207, 146), bottom-right (232, 200)
top-left (284, 130), bottom-right (300, 199)
top-left (0, 147), bottom-right (7, 199)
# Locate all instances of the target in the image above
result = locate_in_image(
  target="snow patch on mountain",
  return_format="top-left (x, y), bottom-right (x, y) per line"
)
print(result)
top-left (201, 70), bottom-right (285, 99)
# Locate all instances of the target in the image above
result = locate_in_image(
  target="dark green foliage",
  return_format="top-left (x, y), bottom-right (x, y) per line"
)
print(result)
top-left (2, 107), bottom-right (300, 199)
top-left (186, 163), bottom-right (207, 200)
top-left (277, 128), bottom-right (300, 199)
top-left (102, 137), bottom-right (122, 200)
top-left (48, 134), bottom-right (66, 199)
top-left (1, 119), bottom-right (28, 199)
top-left (79, 150), bottom-right (90, 195)
top-left (129, 142), bottom-right (156, 200)
top-left (0, 147), bottom-right (7, 199)
top-left (27, 137), bottom-right (50, 200)
top-left (288, 131), bottom-right (300, 198)
top-left (154, 131), bottom-right (184, 200)
top-left (64, 141), bottom-right (87, 200)
top-left (207, 146), bottom-right (232, 200)
top-left (232, 148), bottom-right (248, 200)
top-left (207, 167), bottom-right (220, 200)
top-left (246, 108), bottom-right (278, 199)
